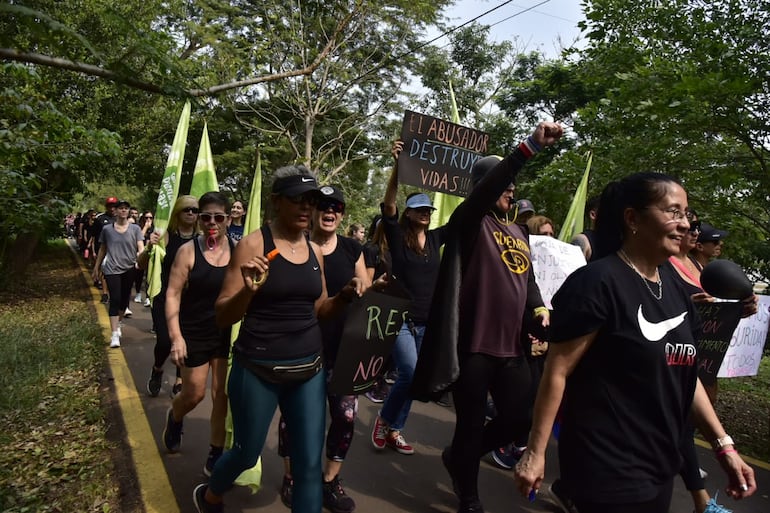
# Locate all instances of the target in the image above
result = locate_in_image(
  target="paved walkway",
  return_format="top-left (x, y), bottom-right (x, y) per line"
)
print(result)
top-left (80, 253), bottom-right (770, 513)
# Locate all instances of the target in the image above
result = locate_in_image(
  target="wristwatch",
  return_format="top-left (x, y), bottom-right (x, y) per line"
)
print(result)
top-left (712, 435), bottom-right (735, 450)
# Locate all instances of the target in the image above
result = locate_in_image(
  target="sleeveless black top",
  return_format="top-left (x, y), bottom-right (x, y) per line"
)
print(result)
top-left (236, 225), bottom-right (323, 360)
top-left (158, 231), bottom-right (195, 302)
top-left (319, 236), bottom-right (361, 365)
top-left (179, 237), bottom-right (232, 349)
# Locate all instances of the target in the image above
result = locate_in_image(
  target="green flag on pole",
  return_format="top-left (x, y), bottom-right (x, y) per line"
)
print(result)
top-left (147, 101), bottom-right (191, 300)
top-left (558, 151), bottom-right (592, 242)
top-left (429, 82), bottom-right (465, 230)
top-left (226, 148), bottom-right (264, 492)
top-left (189, 122), bottom-right (219, 198)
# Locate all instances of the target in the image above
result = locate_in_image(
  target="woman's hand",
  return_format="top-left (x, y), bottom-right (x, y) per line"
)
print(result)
top-left (717, 450), bottom-right (756, 499)
top-left (690, 291), bottom-right (715, 303)
top-left (372, 273), bottom-right (389, 292)
top-left (531, 122), bottom-right (564, 148)
top-left (391, 139), bottom-right (404, 161)
top-left (340, 277), bottom-right (365, 302)
top-left (740, 294), bottom-right (759, 318)
top-left (148, 231), bottom-right (161, 246)
top-left (169, 338), bottom-right (187, 367)
top-left (514, 449), bottom-right (546, 499)
top-left (241, 254), bottom-right (270, 292)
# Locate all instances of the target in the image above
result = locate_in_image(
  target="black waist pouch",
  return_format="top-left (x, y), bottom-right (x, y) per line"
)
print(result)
top-left (236, 352), bottom-right (323, 384)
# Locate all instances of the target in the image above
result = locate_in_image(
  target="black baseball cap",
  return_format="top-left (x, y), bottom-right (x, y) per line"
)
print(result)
top-left (319, 185), bottom-right (345, 204)
top-left (697, 222), bottom-right (728, 243)
top-left (272, 174), bottom-right (320, 197)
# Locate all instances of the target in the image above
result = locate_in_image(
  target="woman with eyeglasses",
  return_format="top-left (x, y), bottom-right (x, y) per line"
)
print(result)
top-left (515, 173), bottom-right (756, 513)
top-left (195, 165), bottom-right (363, 513)
top-left (370, 140), bottom-right (449, 457)
top-left (276, 184), bottom-right (370, 513)
top-left (161, 191), bottom-right (234, 477)
top-left (139, 196), bottom-right (200, 399)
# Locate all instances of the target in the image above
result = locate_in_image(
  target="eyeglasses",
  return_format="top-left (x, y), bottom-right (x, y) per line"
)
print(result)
top-left (182, 207), bottom-right (199, 214)
top-left (317, 200), bottom-right (345, 213)
top-left (200, 213), bottom-right (228, 223)
top-left (645, 206), bottom-right (694, 222)
top-left (285, 193), bottom-right (319, 206)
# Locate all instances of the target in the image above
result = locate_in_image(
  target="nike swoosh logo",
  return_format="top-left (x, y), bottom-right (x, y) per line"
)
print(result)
top-left (301, 177), bottom-right (314, 182)
top-left (637, 305), bottom-right (688, 342)
top-left (313, 266), bottom-right (319, 271)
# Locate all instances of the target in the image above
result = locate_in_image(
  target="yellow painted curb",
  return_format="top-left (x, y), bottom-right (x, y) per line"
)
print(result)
top-left (70, 242), bottom-right (179, 513)
top-left (694, 437), bottom-right (770, 471)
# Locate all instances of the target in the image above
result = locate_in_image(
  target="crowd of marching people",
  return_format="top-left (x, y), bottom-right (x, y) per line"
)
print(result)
top-left (68, 120), bottom-right (762, 513)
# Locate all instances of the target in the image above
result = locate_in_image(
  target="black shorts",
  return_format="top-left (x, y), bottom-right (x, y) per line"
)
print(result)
top-left (185, 343), bottom-right (230, 368)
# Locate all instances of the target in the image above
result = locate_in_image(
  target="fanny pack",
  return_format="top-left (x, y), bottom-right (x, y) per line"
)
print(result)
top-left (236, 352), bottom-right (323, 384)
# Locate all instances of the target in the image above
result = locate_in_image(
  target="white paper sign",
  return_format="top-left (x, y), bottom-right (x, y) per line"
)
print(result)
top-left (529, 235), bottom-right (587, 309)
top-left (717, 295), bottom-right (770, 377)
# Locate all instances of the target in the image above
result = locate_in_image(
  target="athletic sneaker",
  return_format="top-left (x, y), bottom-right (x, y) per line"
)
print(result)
top-left (703, 492), bottom-right (732, 513)
top-left (144, 298), bottom-right (151, 307)
top-left (458, 497), bottom-right (484, 512)
top-left (147, 368), bottom-right (163, 397)
top-left (549, 479), bottom-right (579, 513)
top-left (162, 407), bottom-right (183, 453)
top-left (101, 294), bottom-right (109, 304)
top-left (385, 430), bottom-right (414, 455)
top-left (322, 474), bottom-right (356, 513)
top-left (171, 382), bottom-right (182, 398)
top-left (384, 369), bottom-right (398, 384)
top-left (124, 307), bottom-right (132, 318)
top-left (364, 379), bottom-right (388, 403)
top-left (110, 332), bottom-right (121, 348)
top-left (280, 474), bottom-right (293, 508)
top-left (371, 416), bottom-right (388, 450)
top-left (134, 293), bottom-right (142, 303)
top-left (490, 444), bottom-right (525, 470)
top-left (203, 446), bottom-right (223, 477)
top-left (193, 483), bottom-right (223, 513)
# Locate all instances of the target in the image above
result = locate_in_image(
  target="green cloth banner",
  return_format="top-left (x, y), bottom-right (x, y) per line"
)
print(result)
top-left (147, 101), bottom-right (191, 300)
top-left (189, 122), bottom-right (219, 198)
top-left (429, 81), bottom-right (465, 230)
top-left (558, 151), bottom-right (592, 242)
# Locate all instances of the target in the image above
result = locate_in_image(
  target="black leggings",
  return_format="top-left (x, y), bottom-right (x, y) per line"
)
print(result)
top-left (449, 353), bottom-right (531, 501)
top-left (104, 270), bottom-right (135, 317)
top-left (150, 298), bottom-right (181, 378)
top-left (574, 478), bottom-right (674, 513)
top-left (133, 267), bottom-right (144, 295)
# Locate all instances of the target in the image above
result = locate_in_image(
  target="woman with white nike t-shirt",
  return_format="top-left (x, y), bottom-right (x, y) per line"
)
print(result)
top-left (515, 173), bottom-right (756, 513)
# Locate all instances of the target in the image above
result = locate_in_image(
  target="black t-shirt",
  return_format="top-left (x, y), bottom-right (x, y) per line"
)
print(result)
top-left (92, 213), bottom-right (115, 246)
top-left (381, 207), bottom-right (447, 323)
top-left (551, 255), bottom-right (699, 503)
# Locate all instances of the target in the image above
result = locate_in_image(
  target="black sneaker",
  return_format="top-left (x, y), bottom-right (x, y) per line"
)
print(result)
top-left (490, 444), bottom-right (525, 470)
top-left (162, 407), bottom-right (183, 453)
top-left (433, 391), bottom-right (452, 407)
top-left (280, 474), bottom-right (293, 508)
top-left (101, 294), bottom-right (109, 304)
top-left (193, 483), bottom-right (223, 513)
top-left (442, 446), bottom-right (460, 499)
top-left (384, 369), bottom-right (397, 384)
top-left (203, 446), bottom-right (223, 477)
top-left (147, 368), bottom-right (163, 397)
top-left (322, 474), bottom-right (356, 513)
top-left (549, 479), bottom-right (579, 513)
top-left (170, 382), bottom-right (182, 398)
top-left (458, 497), bottom-right (484, 513)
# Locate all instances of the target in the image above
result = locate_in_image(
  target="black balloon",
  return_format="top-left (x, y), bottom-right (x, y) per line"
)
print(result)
top-left (700, 259), bottom-right (753, 300)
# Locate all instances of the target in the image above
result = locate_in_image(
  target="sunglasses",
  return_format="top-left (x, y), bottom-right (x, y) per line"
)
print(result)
top-left (200, 213), bottom-right (228, 223)
top-left (146, 216), bottom-right (154, 220)
top-left (317, 200), bottom-right (345, 213)
top-left (285, 193), bottom-right (319, 206)
top-left (182, 207), bottom-right (199, 214)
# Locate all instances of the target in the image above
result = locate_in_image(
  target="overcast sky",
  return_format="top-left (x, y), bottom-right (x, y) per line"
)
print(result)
top-left (434, 0), bottom-right (586, 57)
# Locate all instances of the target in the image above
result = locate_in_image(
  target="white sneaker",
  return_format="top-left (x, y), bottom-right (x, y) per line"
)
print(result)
top-left (110, 332), bottom-right (121, 348)
top-left (124, 307), bottom-right (133, 318)
top-left (117, 323), bottom-right (123, 337)
top-left (134, 293), bottom-right (142, 303)
top-left (143, 298), bottom-right (151, 307)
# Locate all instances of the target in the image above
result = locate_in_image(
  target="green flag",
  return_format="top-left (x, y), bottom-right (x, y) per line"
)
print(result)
top-left (147, 101), bottom-right (191, 300)
top-left (558, 151), bottom-right (592, 242)
top-left (429, 82), bottom-right (465, 230)
top-left (189, 122), bottom-right (219, 198)
top-left (226, 148), bottom-right (263, 492)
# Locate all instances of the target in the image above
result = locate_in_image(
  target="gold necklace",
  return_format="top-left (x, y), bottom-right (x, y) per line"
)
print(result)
top-left (618, 249), bottom-right (663, 300)
top-left (490, 210), bottom-right (514, 225)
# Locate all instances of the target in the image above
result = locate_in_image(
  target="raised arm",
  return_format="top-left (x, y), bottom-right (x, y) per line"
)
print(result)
top-left (382, 140), bottom-right (404, 218)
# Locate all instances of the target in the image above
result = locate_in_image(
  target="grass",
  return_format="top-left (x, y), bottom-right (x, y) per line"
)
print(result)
top-left (715, 354), bottom-right (770, 463)
top-left (0, 240), bottom-right (120, 513)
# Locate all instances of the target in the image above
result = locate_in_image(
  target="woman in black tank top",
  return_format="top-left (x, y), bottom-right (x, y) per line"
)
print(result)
top-left (195, 167), bottom-right (364, 513)
top-left (162, 192), bottom-right (232, 476)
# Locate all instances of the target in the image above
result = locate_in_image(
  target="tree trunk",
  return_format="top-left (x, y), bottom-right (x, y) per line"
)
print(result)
top-left (8, 232), bottom-right (40, 280)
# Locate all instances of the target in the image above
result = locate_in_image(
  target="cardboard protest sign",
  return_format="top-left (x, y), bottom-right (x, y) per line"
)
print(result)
top-left (328, 280), bottom-right (411, 395)
top-left (717, 295), bottom-right (770, 378)
top-left (695, 302), bottom-right (743, 385)
top-left (398, 110), bottom-right (489, 198)
top-left (529, 235), bottom-right (586, 309)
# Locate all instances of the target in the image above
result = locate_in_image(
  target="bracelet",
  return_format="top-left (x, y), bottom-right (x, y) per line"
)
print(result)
top-left (717, 448), bottom-right (738, 457)
top-left (533, 306), bottom-right (549, 318)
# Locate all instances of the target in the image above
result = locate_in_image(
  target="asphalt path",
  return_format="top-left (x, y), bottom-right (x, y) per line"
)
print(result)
top-left (102, 287), bottom-right (770, 513)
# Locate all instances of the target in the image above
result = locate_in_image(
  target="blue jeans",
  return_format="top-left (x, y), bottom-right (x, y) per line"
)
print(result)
top-left (209, 357), bottom-right (326, 513)
top-left (379, 323), bottom-right (424, 431)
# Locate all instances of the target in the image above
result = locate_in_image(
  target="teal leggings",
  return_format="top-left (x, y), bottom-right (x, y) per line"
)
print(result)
top-left (208, 358), bottom-right (326, 513)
